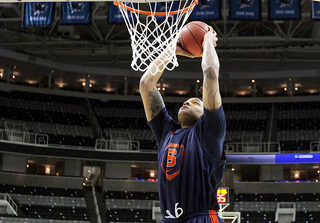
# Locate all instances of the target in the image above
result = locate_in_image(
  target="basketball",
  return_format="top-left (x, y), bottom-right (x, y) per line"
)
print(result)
top-left (178, 21), bottom-right (210, 57)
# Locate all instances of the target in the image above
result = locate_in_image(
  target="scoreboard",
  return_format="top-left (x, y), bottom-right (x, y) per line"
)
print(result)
top-left (217, 187), bottom-right (229, 204)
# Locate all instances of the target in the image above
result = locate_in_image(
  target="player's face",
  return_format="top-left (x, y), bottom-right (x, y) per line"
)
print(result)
top-left (178, 98), bottom-right (204, 128)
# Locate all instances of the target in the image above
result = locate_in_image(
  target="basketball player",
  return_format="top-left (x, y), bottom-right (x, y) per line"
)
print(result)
top-left (140, 27), bottom-right (226, 223)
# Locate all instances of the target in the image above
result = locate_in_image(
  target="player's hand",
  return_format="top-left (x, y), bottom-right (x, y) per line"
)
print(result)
top-left (203, 26), bottom-right (218, 48)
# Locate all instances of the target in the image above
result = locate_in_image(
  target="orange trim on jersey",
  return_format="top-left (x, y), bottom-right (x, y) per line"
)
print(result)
top-left (166, 169), bottom-right (180, 181)
top-left (166, 143), bottom-right (180, 149)
top-left (209, 210), bottom-right (219, 223)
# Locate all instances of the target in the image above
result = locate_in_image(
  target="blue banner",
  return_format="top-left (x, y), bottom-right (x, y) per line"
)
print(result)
top-left (226, 153), bottom-right (320, 164)
top-left (108, 2), bottom-right (137, 23)
top-left (275, 154), bottom-right (320, 164)
top-left (268, 0), bottom-right (301, 20)
top-left (23, 2), bottom-right (55, 27)
top-left (60, 2), bottom-right (92, 25)
top-left (190, 0), bottom-right (221, 20)
top-left (229, 0), bottom-right (261, 20)
top-left (226, 154), bottom-right (276, 164)
top-left (311, 0), bottom-right (320, 20)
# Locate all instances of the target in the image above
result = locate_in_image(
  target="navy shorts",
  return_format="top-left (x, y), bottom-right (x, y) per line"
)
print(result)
top-left (161, 210), bottom-right (224, 223)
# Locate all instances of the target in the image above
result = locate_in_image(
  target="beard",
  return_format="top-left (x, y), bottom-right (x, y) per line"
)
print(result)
top-left (178, 111), bottom-right (198, 127)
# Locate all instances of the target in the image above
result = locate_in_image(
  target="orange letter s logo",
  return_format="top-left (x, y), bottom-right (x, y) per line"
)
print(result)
top-left (161, 143), bottom-right (186, 181)
top-left (167, 149), bottom-right (177, 167)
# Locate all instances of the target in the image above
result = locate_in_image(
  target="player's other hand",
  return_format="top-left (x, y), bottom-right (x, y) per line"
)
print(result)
top-left (203, 26), bottom-right (218, 48)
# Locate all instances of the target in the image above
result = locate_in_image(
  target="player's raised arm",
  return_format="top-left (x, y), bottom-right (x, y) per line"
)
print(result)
top-left (139, 53), bottom-right (167, 122)
top-left (201, 28), bottom-right (221, 111)
top-left (140, 43), bottom-right (194, 122)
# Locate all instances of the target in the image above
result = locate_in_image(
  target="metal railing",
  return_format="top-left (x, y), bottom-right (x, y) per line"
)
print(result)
top-left (95, 139), bottom-right (140, 151)
top-left (275, 202), bottom-right (296, 222)
top-left (241, 134), bottom-right (262, 143)
top-left (310, 141), bottom-right (320, 153)
top-left (225, 141), bottom-right (281, 153)
top-left (219, 211), bottom-right (241, 223)
top-left (0, 193), bottom-right (18, 216)
top-left (0, 128), bottom-right (48, 146)
top-left (152, 200), bottom-right (161, 223)
top-left (110, 131), bottom-right (132, 141)
top-left (4, 121), bottom-right (28, 132)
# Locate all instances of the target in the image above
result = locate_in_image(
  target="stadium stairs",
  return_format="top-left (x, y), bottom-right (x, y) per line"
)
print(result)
top-left (83, 185), bottom-right (108, 223)
top-left (84, 99), bottom-right (104, 140)
top-left (83, 186), bottom-right (99, 223)
top-left (95, 186), bottom-right (108, 223)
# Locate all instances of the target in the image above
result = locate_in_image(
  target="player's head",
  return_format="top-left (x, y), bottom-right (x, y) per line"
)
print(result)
top-left (178, 97), bottom-right (204, 128)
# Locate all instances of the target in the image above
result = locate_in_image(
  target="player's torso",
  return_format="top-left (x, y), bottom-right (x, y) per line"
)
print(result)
top-left (158, 128), bottom-right (211, 219)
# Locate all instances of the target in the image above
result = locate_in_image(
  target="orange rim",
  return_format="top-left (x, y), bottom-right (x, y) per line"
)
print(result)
top-left (114, 0), bottom-right (198, 16)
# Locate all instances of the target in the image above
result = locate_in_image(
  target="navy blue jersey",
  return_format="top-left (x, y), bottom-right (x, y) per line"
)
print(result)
top-left (148, 106), bottom-right (226, 222)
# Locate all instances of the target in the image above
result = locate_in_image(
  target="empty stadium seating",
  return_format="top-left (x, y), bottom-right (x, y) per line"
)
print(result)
top-left (104, 190), bottom-right (159, 200)
top-left (295, 211), bottom-right (320, 222)
top-left (104, 190), bottom-right (158, 222)
top-left (0, 184), bottom-right (90, 222)
top-left (106, 209), bottom-right (154, 222)
top-left (234, 192), bottom-right (320, 223)
top-left (1, 89), bottom-right (320, 152)
top-left (0, 184), bottom-right (84, 197)
top-left (0, 216), bottom-right (90, 223)
top-left (240, 211), bottom-right (274, 223)
top-left (277, 102), bottom-right (320, 152)
top-left (0, 91), bottom-right (95, 147)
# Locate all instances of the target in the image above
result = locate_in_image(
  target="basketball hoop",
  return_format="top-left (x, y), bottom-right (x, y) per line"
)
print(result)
top-left (114, 0), bottom-right (198, 74)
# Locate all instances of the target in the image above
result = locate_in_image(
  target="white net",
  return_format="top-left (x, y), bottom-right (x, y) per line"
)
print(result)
top-left (115, 0), bottom-right (197, 74)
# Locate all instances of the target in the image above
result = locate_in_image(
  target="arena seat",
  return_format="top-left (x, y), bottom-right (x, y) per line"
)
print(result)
top-left (234, 192), bottom-right (320, 223)
top-left (2, 90), bottom-right (320, 152)
top-left (0, 91), bottom-right (94, 147)
top-left (104, 190), bottom-right (158, 222)
top-left (0, 184), bottom-right (90, 222)
top-left (276, 101), bottom-right (320, 152)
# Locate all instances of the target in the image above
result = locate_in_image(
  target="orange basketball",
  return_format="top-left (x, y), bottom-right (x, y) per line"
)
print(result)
top-left (178, 21), bottom-right (210, 57)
